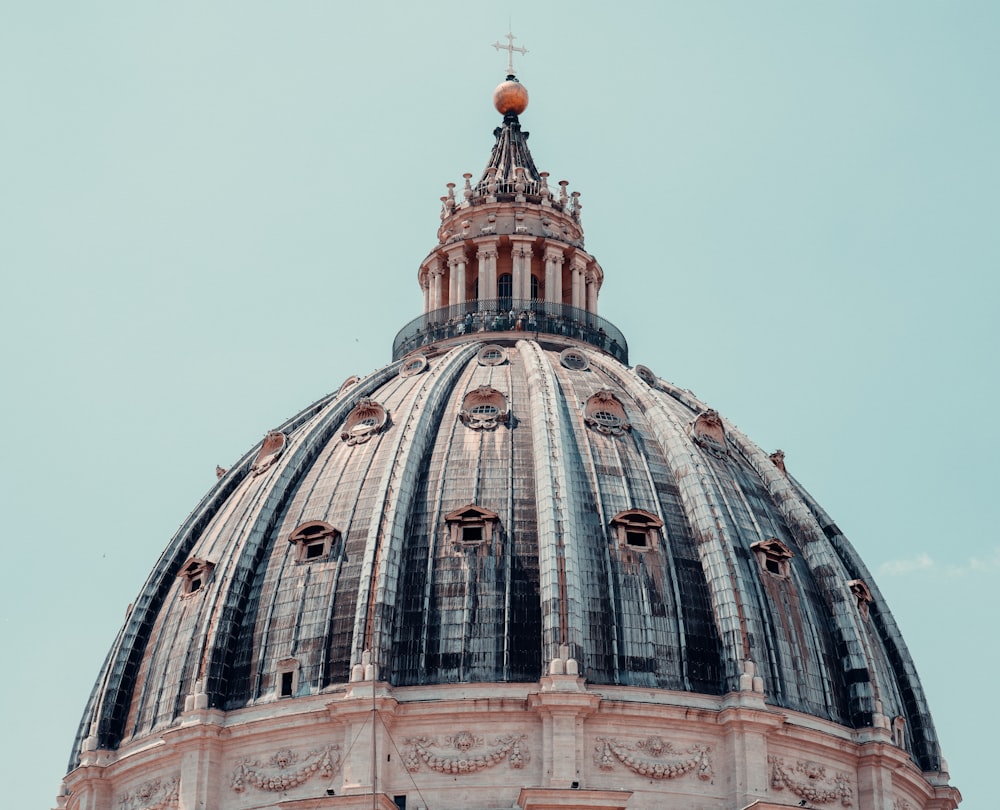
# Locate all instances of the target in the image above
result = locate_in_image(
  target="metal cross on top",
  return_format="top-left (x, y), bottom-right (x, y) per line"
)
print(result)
top-left (492, 31), bottom-right (528, 76)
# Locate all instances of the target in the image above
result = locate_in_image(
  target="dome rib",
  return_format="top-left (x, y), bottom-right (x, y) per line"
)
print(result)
top-left (521, 339), bottom-right (583, 663)
top-left (362, 342), bottom-right (482, 673)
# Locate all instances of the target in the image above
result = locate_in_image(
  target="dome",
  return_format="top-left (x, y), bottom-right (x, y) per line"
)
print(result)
top-left (63, 73), bottom-right (959, 810)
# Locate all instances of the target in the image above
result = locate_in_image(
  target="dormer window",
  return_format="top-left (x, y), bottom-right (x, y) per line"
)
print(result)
top-left (751, 538), bottom-right (794, 579)
top-left (341, 399), bottom-right (389, 446)
top-left (477, 345), bottom-right (507, 366)
top-left (251, 431), bottom-right (287, 476)
top-left (459, 385), bottom-right (509, 430)
top-left (690, 409), bottom-right (727, 456)
top-left (276, 657), bottom-right (300, 699)
top-left (178, 558), bottom-right (215, 596)
top-left (559, 348), bottom-right (590, 371)
top-left (399, 354), bottom-right (428, 378)
top-left (444, 505), bottom-right (499, 547)
top-left (848, 579), bottom-right (874, 619)
top-left (584, 390), bottom-right (631, 436)
top-left (289, 521), bottom-right (340, 563)
top-left (610, 509), bottom-right (663, 551)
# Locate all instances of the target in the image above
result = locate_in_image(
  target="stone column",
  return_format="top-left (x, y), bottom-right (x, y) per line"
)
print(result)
top-left (570, 254), bottom-right (587, 311)
top-left (544, 245), bottom-right (564, 306)
top-left (421, 274), bottom-right (430, 314)
top-left (511, 237), bottom-right (534, 303)
top-left (447, 248), bottom-right (467, 309)
top-left (586, 269), bottom-right (599, 314)
top-left (476, 240), bottom-right (499, 304)
top-left (427, 258), bottom-right (444, 312)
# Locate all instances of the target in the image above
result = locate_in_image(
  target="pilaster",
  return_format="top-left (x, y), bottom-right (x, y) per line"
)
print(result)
top-left (511, 236), bottom-right (534, 301)
top-left (527, 675), bottom-right (601, 789)
top-left (162, 709), bottom-right (227, 810)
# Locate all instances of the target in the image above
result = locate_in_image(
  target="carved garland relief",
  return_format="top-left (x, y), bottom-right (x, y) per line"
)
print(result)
top-left (231, 746), bottom-right (340, 793)
top-left (403, 730), bottom-right (528, 774)
top-left (593, 736), bottom-right (713, 781)
top-left (118, 776), bottom-right (179, 810)
top-left (768, 756), bottom-right (853, 806)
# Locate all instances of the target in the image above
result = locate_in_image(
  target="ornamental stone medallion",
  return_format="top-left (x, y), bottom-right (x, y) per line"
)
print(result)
top-left (403, 730), bottom-right (529, 774)
top-left (593, 736), bottom-right (713, 781)
top-left (231, 745), bottom-right (340, 792)
top-left (768, 756), bottom-right (853, 806)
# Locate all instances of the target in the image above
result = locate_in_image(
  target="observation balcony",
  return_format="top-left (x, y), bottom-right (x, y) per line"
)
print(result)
top-left (392, 298), bottom-right (628, 364)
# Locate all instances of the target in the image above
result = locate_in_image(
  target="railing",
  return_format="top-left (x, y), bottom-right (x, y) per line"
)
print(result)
top-left (391, 298), bottom-right (628, 364)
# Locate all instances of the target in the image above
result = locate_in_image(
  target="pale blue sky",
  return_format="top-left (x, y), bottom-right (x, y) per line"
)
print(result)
top-left (2, 3), bottom-right (997, 808)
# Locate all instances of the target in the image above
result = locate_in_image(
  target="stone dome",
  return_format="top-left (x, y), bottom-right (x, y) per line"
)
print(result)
top-left (63, 73), bottom-right (959, 810)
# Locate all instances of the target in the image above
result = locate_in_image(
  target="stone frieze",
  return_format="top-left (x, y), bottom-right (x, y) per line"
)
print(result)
top-left (403, 730), bottom-right (528, 774)
top-left (231, 746), bottom-right (340, 792)
top-left (768, 755), bottom-right (853, 806)
top-left (593, 736), bottom-right (712, 781)
top-left (118, 776), bottom-right (179, 810)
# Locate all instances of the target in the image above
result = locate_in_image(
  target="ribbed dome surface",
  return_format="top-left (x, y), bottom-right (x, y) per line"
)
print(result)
top-left (72, 335), bottom-right (944, 773)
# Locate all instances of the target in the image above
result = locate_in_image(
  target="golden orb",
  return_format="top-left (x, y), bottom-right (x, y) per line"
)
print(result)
top-left (493, 79), bottom-right (529, 116)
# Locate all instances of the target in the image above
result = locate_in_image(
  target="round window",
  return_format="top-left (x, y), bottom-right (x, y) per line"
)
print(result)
top-left (559, 348), bottom-right (590, 370)
top-left (591, 410), bottom-right (622, 428)
top-left (477, 345), bottom-right (507, 366)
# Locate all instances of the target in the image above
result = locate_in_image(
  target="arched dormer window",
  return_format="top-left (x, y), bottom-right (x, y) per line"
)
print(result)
top-left (848, 579), bottom-right (874, 619)
top-left (751, 538), bottom-right (794, 578)
top-left (584, 390), bottom-right (631, 436)
top-left (251, 431), bottom-right (287, 476)
top-left (178, 557), bottom-right (215, 596)
top-left (444, 504), bottom-right (499, 547)
top-left (459, 385), bottom-right (509, 431)
top-left (288, 521), bottom-right (340, 563)
top-left (610, 509), bottom-right (664, 551)
top-left (340, 399), bottom-right (389, 446)
top-left (690, 409), bottom-right (727, 456)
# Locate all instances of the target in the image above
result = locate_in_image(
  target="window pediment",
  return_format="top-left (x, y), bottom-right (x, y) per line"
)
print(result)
top-left (751, 538), bottom-right (794, 578)
top-left (610, 509), bottom-right (664, 551)
top-left (288, 521), bottom-right (341, 563)
top-left (178, 557), bottom-right (215, 596)
top-left (444, 504), bottom-right (500, 546)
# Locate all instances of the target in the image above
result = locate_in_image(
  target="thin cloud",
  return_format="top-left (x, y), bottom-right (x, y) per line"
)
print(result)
top-left (879, 553), bottom-right (935, 576)
top-left (879, 548), bottom-right (1000, 577)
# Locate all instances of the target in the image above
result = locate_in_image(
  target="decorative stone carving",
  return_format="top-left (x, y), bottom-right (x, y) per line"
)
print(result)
top-left (459, 385), bottom-right (509, 430)
top-left (403, 731), bottom-right (528, 774)
top-left (340, 399), bottom-right (389, 446)
top-left (118, 776), bottom-right (179, 810)
top-left (768, 756), bottom-right (853, 806)
top-left (593, 736), bottom-right (712, 781)
top-left (690, 409), bottom-right (727, 456)
top-left (584, 390), bottom-right (631, 436)
top-left (251, 431), bottom-right (287, 475)
top-left (894, 800), bottom-right (913, 810)
top-left (215, 465), bottom-right (227, 479)
top-left (769, 448), bottom-right (787, 474)
top-left (231, 746), bottom-right (340, 793)
top-left (848, 579), bottom-right (874, 619)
